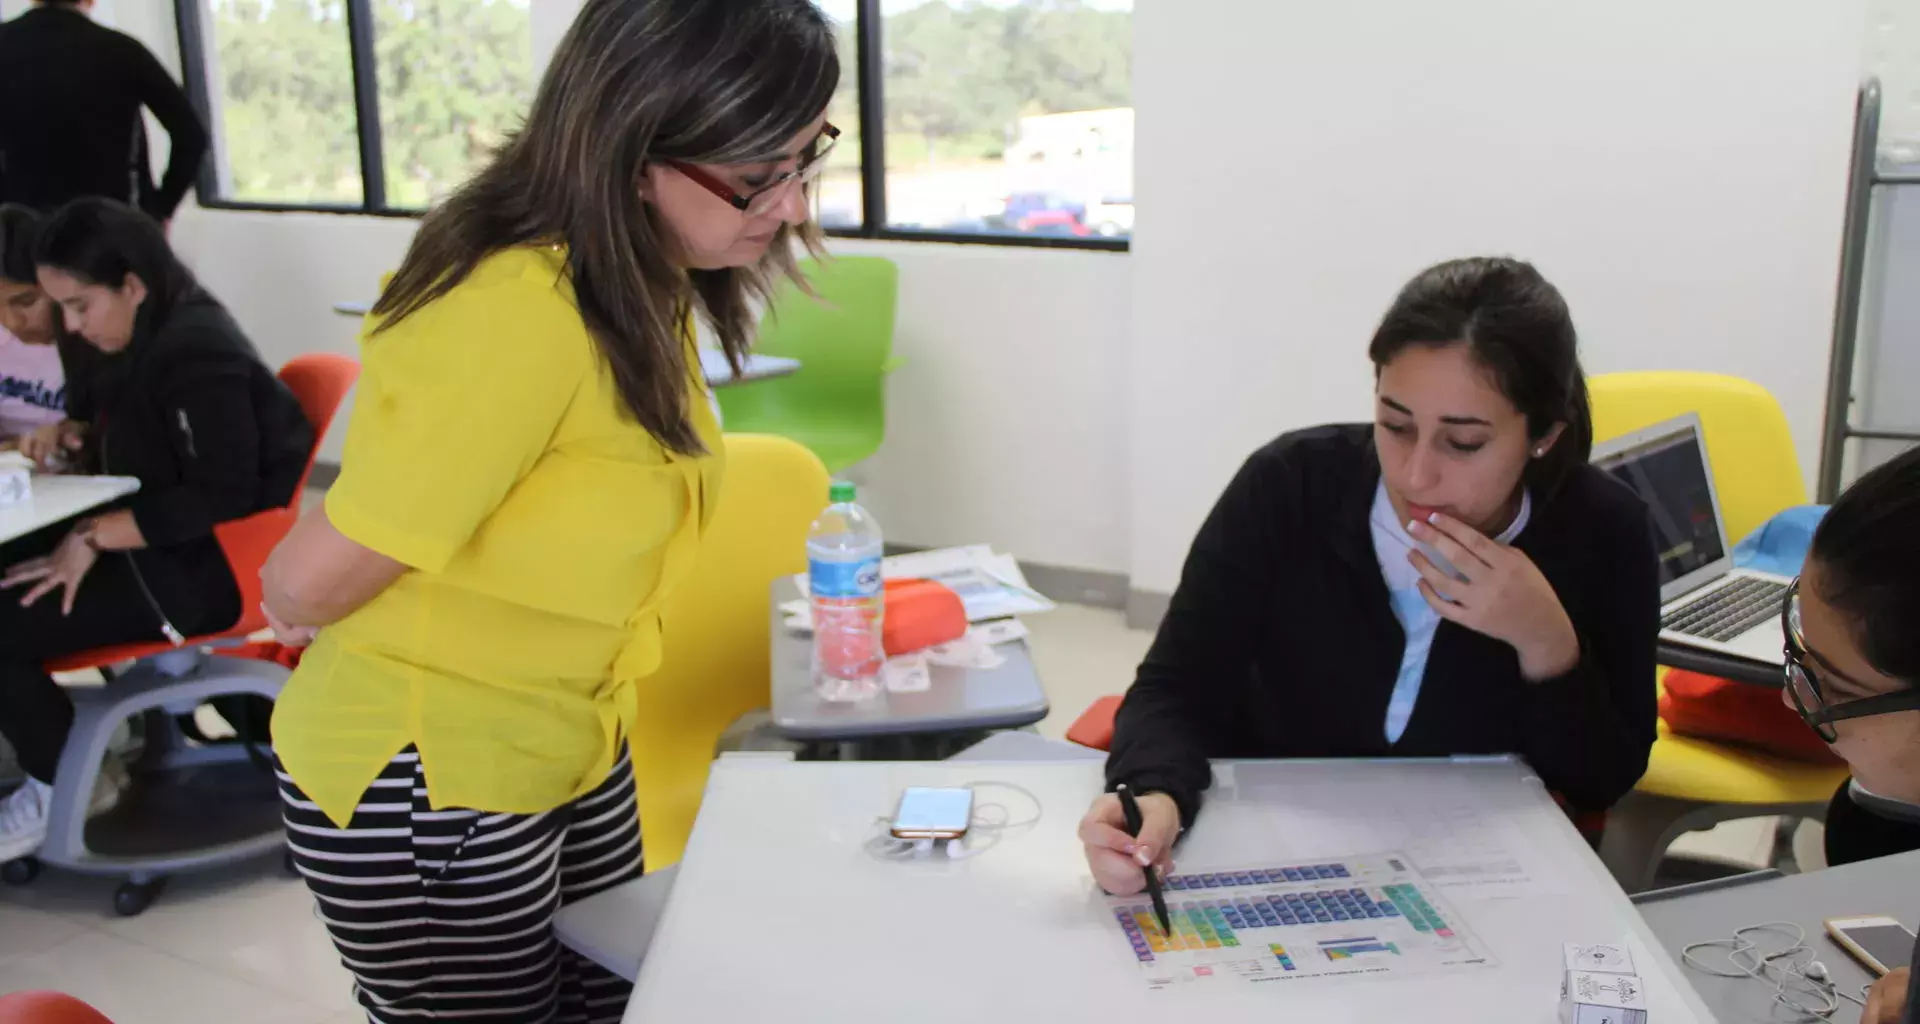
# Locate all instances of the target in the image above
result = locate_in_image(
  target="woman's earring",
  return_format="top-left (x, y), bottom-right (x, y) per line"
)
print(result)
top-left (1534, 446), bottom-right (1547, 457)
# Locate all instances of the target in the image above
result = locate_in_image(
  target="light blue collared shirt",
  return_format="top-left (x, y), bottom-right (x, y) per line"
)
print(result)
top-left (1369, 482), bottom-right (1532, 745)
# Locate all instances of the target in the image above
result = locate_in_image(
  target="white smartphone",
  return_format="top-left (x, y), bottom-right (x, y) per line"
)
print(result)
top-left (889, 787), bottom-right (974, 840)
top-left (1826, 915), bottom-right (1917, 977)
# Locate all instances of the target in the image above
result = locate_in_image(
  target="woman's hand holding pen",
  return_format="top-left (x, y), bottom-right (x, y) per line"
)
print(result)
top-left (1079, 790), bottom-right (1178, 896)
top-left (1407, 512), bottom-right (1580, 682)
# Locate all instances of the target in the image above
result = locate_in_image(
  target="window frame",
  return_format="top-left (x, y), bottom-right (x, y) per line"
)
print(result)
top-left (173, 0), bottom-right (1130, 251)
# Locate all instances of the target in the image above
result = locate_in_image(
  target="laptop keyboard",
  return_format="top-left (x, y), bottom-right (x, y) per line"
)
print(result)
top-left (1662, 575), bottom-right (1789, 644)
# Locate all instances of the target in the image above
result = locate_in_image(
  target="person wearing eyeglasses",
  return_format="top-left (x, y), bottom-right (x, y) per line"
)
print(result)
top-left (1081, 258), bottom-right (1662, 895)
top-left (256, 1), bottom-right (840, 1020)
top-left (1777, 446), bottom-right (1920, 1024)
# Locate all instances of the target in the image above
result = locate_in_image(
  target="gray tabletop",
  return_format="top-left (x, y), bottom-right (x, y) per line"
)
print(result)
top-left (768, 578), bottom-right (1050, 741)
top-left (1637, 851), bottom-right (1920, 1023)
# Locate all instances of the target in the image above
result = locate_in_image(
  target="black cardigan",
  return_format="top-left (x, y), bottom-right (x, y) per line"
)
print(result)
top-left (66, 288), bottom-right (314, 635)
top-left (1105, 424), bottom-right (1661, 825)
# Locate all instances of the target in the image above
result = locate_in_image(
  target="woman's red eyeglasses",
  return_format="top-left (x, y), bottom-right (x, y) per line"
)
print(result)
top-left (668, 123), bottom-right (841, 216)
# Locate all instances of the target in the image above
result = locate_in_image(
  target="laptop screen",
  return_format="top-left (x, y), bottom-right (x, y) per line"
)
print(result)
top-left (1592, 426), bottom-right (1725, 587)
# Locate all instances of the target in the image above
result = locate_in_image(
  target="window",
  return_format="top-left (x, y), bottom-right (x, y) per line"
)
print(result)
top-left (875, 0), bottom-right (1133, 243)
top-left (179, 0), bottom-right (533, 214)
top-left (176, 0), bottom-right (1131, 249)
top-left (190, 0), bottom-right (363, 207)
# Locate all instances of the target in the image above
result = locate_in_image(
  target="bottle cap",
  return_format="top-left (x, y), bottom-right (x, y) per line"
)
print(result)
top-left (830, 480), bottom-right (856, 504)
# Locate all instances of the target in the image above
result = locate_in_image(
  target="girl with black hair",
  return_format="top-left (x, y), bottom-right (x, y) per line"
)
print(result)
top-left (1082, 257), bottom-right (1662, 895)
top-left (1779, 445), bottom-right (1920, 1023)
top-left (0, 197), bottom-right (312, 865)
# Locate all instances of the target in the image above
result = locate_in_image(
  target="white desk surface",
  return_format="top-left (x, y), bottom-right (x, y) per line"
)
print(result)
top-left (695, 349), bottom-right (800, 387)
top-left (626, 756), bottom-right (1717, 1023)
top-left (0, 475), bottom-right (140, 545)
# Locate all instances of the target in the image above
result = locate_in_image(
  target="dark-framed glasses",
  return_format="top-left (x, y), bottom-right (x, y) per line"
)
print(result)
top-left (1781, 577), bottom-right (1920, 742)
top-left (668, 123), bottom-right (841, 217)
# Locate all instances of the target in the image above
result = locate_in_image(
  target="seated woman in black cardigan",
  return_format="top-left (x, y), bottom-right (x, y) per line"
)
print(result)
top-left (0, 199), bottom-right (313, 864)
top-left (1081, 256), bottom-right (1660, 895)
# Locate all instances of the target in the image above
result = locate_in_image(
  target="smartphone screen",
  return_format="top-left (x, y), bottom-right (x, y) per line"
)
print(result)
top-left (1839, 922), bottom-right (1917, 972)
top-left (892, 787), bottom-right (973, 837)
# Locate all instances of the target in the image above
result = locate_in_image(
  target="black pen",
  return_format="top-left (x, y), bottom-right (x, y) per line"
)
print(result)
top-left (1115, 784), bottom-right (1172, 938)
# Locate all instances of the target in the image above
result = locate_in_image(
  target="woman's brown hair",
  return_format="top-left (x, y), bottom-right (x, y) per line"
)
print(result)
top-left (371, 0), bottom-right (840, 454)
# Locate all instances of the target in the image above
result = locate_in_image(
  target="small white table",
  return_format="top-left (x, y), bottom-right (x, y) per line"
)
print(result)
top-left (333, 301), bottom-right (799, 388)
top-left (625, 756), bottom-right (1716, 1023)
top-left (0, 475), bottom-right (141, 545)
top-left (695, 349), bottom-right (801, 387)
top-left (768, 580), bottom-right (1050, 748)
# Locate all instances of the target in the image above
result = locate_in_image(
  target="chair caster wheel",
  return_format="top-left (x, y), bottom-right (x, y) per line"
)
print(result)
top-left (114, 877), bottom-right (166, 917)
top-left (1, 856), bottom-right (39, 885)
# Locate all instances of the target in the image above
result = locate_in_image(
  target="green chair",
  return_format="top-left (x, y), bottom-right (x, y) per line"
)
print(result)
top-left (716, 256), bottom-right (899, 473)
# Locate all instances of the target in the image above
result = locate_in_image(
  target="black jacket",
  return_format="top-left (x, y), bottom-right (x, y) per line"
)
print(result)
top-left (1105, 425), bottom-right (1661, 824)
top-left (73, 288), bottom-right (313, 635)
top-left (0, 5), bottom-right (208, 219)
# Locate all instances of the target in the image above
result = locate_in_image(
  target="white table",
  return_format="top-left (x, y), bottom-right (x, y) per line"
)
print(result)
top-left (625, 756), bottom-right (1717, 1023)
top-left (695, 348), bottom-right (801, 387)
top-left (331, 301), bottom-right (799, 387)
top-left (0, 475), bottom-right (140, 545)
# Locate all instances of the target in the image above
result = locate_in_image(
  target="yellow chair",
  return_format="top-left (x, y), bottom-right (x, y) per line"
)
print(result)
top-left (626, 433), bottom-right (830, 870)
top-left (1588, 372), bottom-right (1849, 890)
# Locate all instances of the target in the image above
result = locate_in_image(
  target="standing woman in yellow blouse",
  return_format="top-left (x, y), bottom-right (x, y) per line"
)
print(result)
top-left (259, 1), bottom-right (839, 1020)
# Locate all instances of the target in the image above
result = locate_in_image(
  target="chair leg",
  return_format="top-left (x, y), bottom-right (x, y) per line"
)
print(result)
top-left (1600, 793), bottom-right (1835, 893)
top-left (1598, 790), bottom-right (1702, 892)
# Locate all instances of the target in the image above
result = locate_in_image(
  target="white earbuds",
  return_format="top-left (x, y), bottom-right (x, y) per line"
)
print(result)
top-left (1806, 960), bottom-right (1829, 983)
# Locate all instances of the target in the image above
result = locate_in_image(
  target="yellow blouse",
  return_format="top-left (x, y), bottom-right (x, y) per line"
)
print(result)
top-left (272, 246), bottom-right (725, 827)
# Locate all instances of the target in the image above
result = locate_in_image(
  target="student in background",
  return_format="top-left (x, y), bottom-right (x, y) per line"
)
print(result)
top-left (259, 0), bottom-right (840, 1019)
top-left (0, 206), bottom-right (67, 442)
top-left (0, 0), bottom-right (208, 223)
top-left (1081, 258), bottom-right (1661, 895)
top-left (1778, 447), bottom-right (1920, 1024)
top-left (0, 198), bottom-right (311, 864)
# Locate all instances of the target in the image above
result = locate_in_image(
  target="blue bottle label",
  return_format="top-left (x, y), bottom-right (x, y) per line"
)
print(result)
top-left (810, 556), bottom-right (883, 599)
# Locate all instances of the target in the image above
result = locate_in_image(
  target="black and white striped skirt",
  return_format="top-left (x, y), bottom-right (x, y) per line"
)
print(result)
top-left (279, 747), bottom-right (643, 1023)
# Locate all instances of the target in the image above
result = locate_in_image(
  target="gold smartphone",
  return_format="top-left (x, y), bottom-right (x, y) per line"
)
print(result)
top-left (1826, 915), bottom-right (1916, 977)
top-left (889, 787), bottom-right (973, 840)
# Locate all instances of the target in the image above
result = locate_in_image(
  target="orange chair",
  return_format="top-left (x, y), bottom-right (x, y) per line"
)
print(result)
top-left (6, 354), bottom-right (358, 916)
top-left (0, 991), bottom-right (114, 1024)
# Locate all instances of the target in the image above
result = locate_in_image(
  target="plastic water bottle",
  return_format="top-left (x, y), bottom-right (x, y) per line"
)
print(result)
top-left (809, 481), bottom-right (885, 701)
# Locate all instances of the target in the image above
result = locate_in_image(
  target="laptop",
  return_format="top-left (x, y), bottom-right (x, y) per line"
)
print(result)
top-left (1590, 413), bottom-right (1790, 666)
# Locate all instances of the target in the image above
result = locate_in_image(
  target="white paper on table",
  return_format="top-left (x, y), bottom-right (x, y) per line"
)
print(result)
top-left (923, 632), bottom-right (1004, 670)
top-left (970, 618), bottom-right (1029, 645)
top-left (1209, 762), bottom-right (1570, 903)
top-left (792, 545), bottom-right (1055, 622)
top-left (882, 652), bottom-right (931, 693)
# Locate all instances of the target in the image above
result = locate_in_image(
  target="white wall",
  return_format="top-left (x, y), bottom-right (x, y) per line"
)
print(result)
top-left (1868, 0), bottom-right (1920, 162)
top-left (1126, 0), bottom-right (1866, 595)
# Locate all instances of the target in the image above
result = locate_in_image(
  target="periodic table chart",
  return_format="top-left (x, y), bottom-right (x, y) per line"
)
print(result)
top-left (1106, 852), bottom-right (1497, 990)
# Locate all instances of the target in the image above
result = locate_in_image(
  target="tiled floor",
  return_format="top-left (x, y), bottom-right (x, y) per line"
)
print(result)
top-left (0, 602), bottom-right (1779, 1018)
